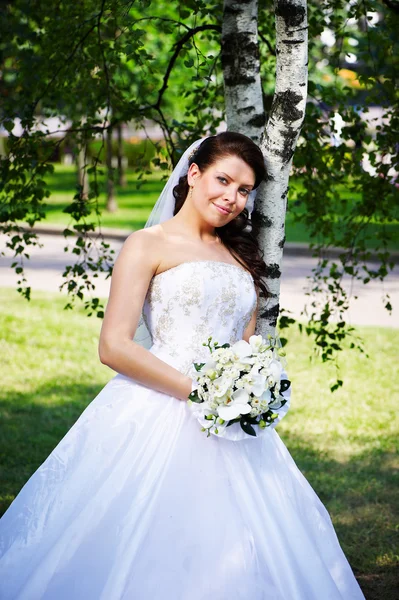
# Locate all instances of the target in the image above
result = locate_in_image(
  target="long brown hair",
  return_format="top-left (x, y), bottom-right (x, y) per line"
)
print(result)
top-left (172, 131), bottom-right (269, 298)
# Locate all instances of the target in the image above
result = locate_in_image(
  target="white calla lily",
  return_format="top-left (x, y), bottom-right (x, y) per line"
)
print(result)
top-left (232, 388), bottom-right (250, 403)
top-left (248, 373), bottom-right (266, 396)
top-left (260, 388), bottom-right (272, 403)
top-left (217, 388), bottom-right (252, 420)
top-left (199, 359), bottom-right (217, 375)
top-left (231, 339), bottom-right (252, 358)
top-left (249, 334), bottom-right (263, 351)
top-left (268, 359), bottom-right (283, 382)
top-left (213, 375), bottom-right (232, 397)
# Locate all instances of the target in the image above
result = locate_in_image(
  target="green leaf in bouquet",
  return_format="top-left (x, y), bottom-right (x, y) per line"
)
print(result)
top-left (194, 362), bottom-right (205, 372)
top-left (280, 379), bottom-right (291, 393)
top-left (247, 416), bottom-right (259, 425)
top-left (240, 417), bottom-right (257, 437)
top-left (226, 417), bottom-right (241, 427)
top-left (220, 343), bottom-right (231, 348)
top-left (188, 390), bottom-right (202, 403)
top-left (262, 411), bottom-right (275, 423)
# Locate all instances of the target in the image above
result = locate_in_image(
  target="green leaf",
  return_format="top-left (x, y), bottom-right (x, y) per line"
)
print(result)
top-left (188, 390), bottom-right (201, 403)
top-left (240, 418), bottom-right (256, 436)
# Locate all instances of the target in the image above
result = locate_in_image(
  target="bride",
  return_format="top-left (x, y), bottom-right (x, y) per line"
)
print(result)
top-left (0, 132), bottom-right (365, 599)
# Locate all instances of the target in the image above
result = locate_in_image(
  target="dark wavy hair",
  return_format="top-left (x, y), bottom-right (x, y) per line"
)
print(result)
top-left (172, 131), bottom-right (269, 298)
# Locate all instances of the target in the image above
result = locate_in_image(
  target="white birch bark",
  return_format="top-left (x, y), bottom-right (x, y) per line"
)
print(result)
top-left (77, 144), bottom-right (89, 200)
top-left (221, 0), bottom-right (264, 144)
top-left (222, 0), bottom-right (308, 337)
top-left (257, 0), bottom-right (308, 336)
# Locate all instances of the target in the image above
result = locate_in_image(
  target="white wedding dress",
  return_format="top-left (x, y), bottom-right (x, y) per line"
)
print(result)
top-left (0, 260), bottom-right (365, 600)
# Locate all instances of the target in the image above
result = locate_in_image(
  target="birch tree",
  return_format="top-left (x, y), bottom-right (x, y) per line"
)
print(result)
top-left (223, 0), bottom-right (308, 338)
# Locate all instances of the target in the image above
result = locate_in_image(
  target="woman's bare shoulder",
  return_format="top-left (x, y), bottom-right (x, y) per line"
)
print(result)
top-left (123, 225), bottom-right (165, 252)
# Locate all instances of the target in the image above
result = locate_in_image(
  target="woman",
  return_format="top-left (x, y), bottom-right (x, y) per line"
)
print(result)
top-left (0, 132), bottom-right (365, 599)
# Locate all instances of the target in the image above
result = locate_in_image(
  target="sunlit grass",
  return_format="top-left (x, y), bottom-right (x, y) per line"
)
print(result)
top-left (0, 286), bottom-right (397, 597)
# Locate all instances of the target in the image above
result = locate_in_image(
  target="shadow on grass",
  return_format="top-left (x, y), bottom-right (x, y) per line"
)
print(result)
top-left (0, 381), bottom-right (104, 515)
top-left (280, 430), bottom-right (399, 600)
top-left (1, 383), bottom-right (398, 600)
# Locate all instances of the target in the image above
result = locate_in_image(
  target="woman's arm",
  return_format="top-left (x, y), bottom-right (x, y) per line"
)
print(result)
top-left (98, 229), bottom-right (192, 401)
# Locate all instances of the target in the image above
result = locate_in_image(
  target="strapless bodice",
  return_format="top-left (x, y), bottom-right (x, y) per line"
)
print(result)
top-left (142, 260), bottom-right (257, 375)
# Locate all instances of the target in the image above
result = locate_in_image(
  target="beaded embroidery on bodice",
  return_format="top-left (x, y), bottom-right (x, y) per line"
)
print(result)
top-left (142, 260), bottom-right (257, 376)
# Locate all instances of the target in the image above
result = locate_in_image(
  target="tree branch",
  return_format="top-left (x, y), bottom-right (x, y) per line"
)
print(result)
top-left (154, 24), bottom-right (221, 111)
top-left (259, 32), bottom-right (276, 56)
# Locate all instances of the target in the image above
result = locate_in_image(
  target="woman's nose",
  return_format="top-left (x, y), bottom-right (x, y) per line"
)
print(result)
top-left (223, 186), bottom-right (238, 203)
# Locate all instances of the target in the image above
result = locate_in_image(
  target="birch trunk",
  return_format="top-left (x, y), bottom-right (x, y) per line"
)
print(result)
top-left (106, 126), bottom-right (117, 213)
top-left (257, 0), bottom-right (308, 336)
top-left (77, 143), bottom-right (89, 200)
top-left (117, 123), bottom-right (127, 187)
top-left (222, 0), bottom-right (308, 337)
top-left (221, 0), bottom-right (264, 145)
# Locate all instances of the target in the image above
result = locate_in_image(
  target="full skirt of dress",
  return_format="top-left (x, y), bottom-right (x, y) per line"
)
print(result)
top-left (0, 373), bottom-right (365, 600)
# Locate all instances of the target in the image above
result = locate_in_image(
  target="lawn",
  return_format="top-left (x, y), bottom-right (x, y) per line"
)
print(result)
top-left (0, 286), bottom-right (398, 598)
top-left (22, 164), bottom-right (399, 250)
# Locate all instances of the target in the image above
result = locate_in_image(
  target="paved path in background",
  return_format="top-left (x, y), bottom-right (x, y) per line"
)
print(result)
top-left (1, 233), bottom-right (398, 328)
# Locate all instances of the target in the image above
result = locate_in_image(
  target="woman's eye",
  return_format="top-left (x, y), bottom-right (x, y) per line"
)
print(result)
top-left (217, 176), bottom-right (227, 184)
top-left (240, 188), bottom-right (250, 196)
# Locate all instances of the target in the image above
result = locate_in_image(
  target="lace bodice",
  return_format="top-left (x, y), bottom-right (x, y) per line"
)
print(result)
top-left (142, 260), bottom-right (257, 376)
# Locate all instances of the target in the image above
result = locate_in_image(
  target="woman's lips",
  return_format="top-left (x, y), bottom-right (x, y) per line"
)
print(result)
top-left (213, 203), bottom-right (231, 215)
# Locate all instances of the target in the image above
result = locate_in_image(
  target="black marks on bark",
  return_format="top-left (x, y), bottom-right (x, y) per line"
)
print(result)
top-left (259, 303), bottom-right (280, 326)
top-left (236, 108), bottom-right (266, 128)
top-left (272, 124), bottom-right (297, 164)
top-left (225, 0), bottom-right (253, 14)
top-left (248, 113), bottom-right (266, 128)
top-left (279, 235), bottom-right (286, 249)
top-left (224, 74), bottom-right (257, 86)
top-left (275, 0), bottom-right (306, 29)
top-left (252, 209), bottom-right (272, 228)
top-left (237, 106), bottom-right (254, 114)
top-left (271, 89), bottom-right (303, 122)
top-left (282, 39), bottom-right (304, 44)
top-left (281, 186), bottom-right (289, 200)
top-left (264, 263), bottom-right (281, 278)
top-left (222, 33), bottom-right (260, 87)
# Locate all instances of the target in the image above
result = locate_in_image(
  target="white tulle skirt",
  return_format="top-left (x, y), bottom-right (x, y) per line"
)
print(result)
top-left (0, 373), bottom-right (365, 600)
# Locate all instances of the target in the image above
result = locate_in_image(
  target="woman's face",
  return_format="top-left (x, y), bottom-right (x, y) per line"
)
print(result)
top-left (187, 154), bottom-right (256, 226)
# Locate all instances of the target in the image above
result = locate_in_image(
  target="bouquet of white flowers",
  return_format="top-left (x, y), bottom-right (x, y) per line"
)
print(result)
top-left (187, 335), bottom-right (291, 441)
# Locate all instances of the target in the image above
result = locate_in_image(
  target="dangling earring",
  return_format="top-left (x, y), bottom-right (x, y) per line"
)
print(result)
top-left (188, 185), bottom-right (193, 200)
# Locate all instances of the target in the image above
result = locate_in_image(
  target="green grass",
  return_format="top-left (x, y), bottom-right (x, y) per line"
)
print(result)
top-left (0, 286), bottom-right (398, 598)
top-left (41, 165), bottom-right (162, 230)
top-left (22, 164), bottom-right (399, 250)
